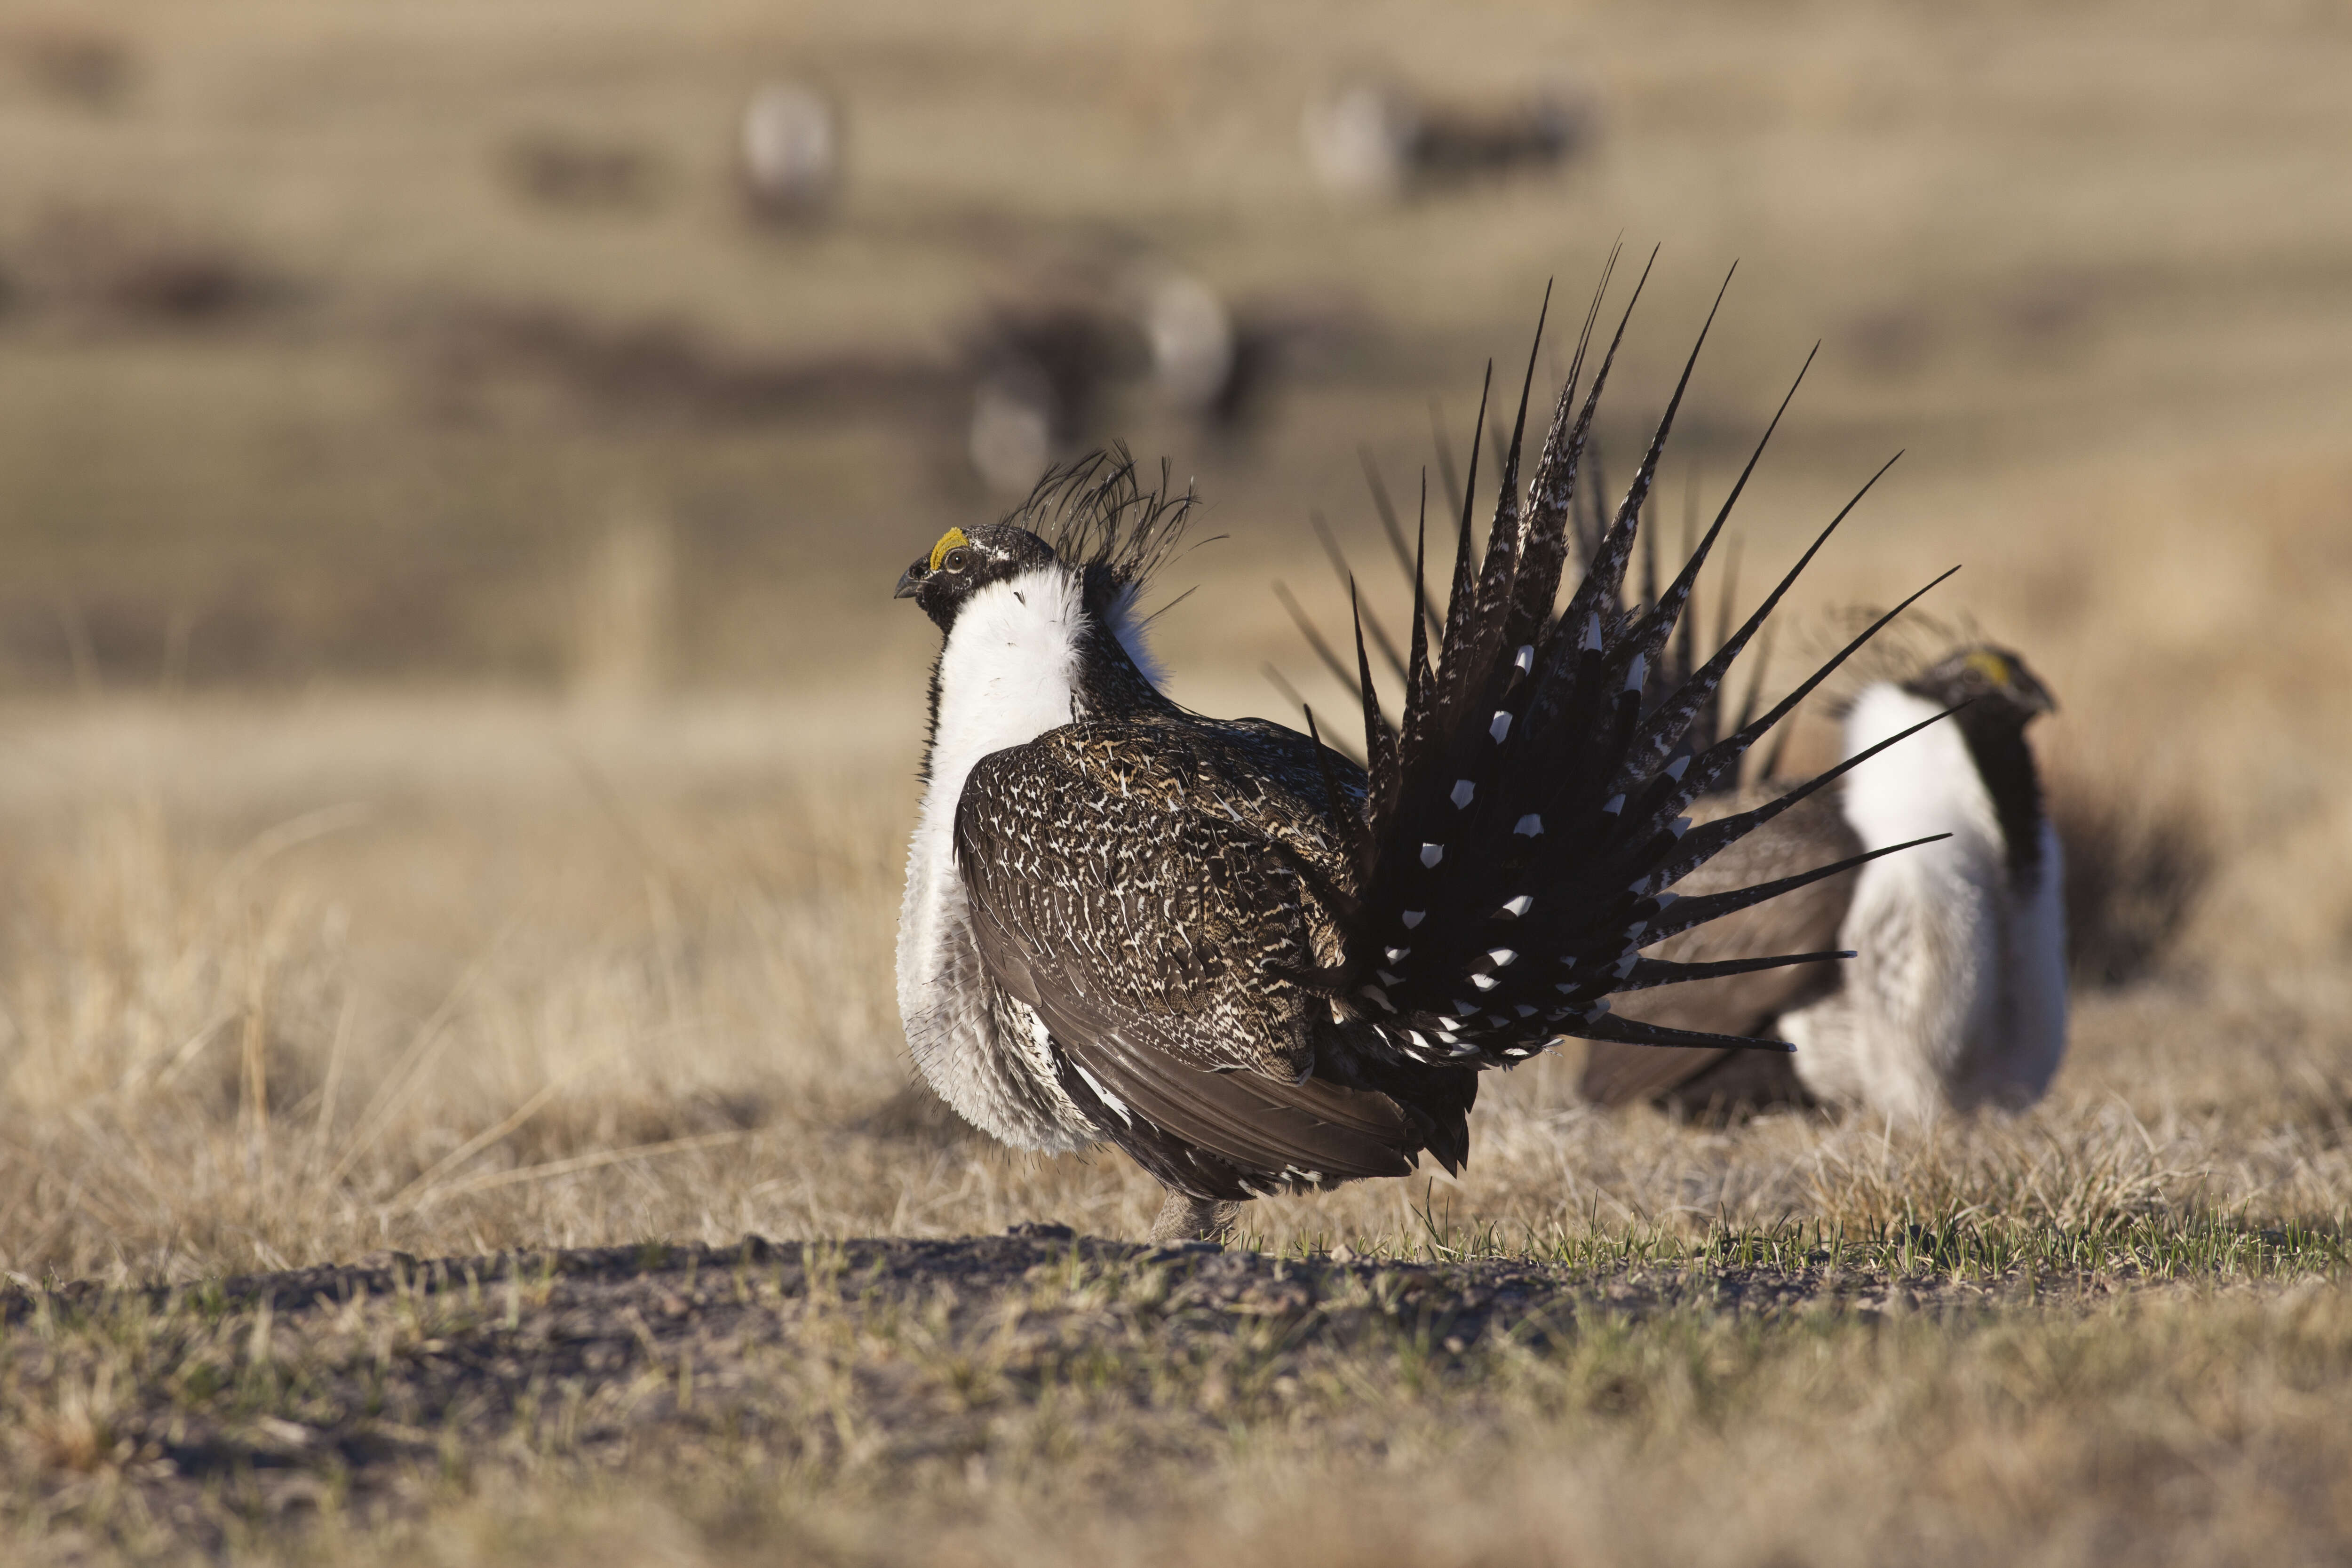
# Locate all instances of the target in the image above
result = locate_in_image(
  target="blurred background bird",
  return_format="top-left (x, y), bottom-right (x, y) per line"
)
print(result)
top-left (736, 80), bottom-right (844, 224)
top-left (1302, 77), bottom-right (1591, 203)
top-left (1581, 644), bottom-right (2066, 1122)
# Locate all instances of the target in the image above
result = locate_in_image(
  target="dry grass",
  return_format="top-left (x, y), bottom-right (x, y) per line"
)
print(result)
top-left (305, 1284), bottom-right (2352, 1568)
top-left (0, 687), bottom-right (2341, 1289)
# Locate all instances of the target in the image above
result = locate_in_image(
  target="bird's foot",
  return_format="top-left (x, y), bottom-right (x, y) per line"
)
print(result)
top-left (1147, 1191), bottom-right (1241, 1246)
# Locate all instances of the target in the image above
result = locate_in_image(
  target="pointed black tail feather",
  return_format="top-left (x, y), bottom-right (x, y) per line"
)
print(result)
top-left (1616, 949), bottom-right (1854, 993)
top-left (1669, 477), bottom-right (1697, 691)
top-left (1263, 671), bottom-right (1367, 770)
top-left (1431, 363), bottom-right (1494, 724)
top-left (1577, 454), bottom-right (1609, 570)
top-left (1267, 269), bottom-right (1953, 1068)
top-left (1677, 533), bottom-right (1742, 769)
top-left (1398, 476), bottom-right (1440, 776)
top-left (1350, 583), bottom-right (1398, 809)
top-left (1272, 580), bottom-right (1366, 706)
top-left (1300, 705), bottom-right (1374, 880)
top-left (1310, 511), bottom-right (1409, 682)
top-left (1606, 452), bottom-right (1915, 821)
top-left (1645, 701), bottom-right (1966, 896)
top-left (1263, 661), bottom-right (1308, 716)
top-left (1753, 700), bottom-right (1796, 783)
top-left (1620, 556), bottom-right (1955, 851)
top-left (1734, 620), bottom-right (1779, 785)
top-left (1608, 343), bottom-right (1820, 787)
top-left (1430, 399), bottom-right (1466, 527)
top-left (1713, 537), bottom-right (1743, 663)
top-left (1550, 263), bottom-right (1733, 669)
top-left (1493, 245), bottom-right (1640, 678)
top-left (1562, 570), bottom-right (1957, 937)
top-left (1457, 285), bottom-right (1551, 695)
top-left (1571, 1011), bottom-right (1797, 1055)
top-left (1638, 495), bottom-right (1660, 615)
top-left (1629, 833), bottom-right (1951, 951)
top-left (1359, 450), bottom-right (1442, 642)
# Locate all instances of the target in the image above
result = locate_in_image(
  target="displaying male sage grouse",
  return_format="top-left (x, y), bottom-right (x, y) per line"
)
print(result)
top-left (1581, 644), bottom-right (2067, 1121)
top-left (894, 267), bottom-right (1956, 1243)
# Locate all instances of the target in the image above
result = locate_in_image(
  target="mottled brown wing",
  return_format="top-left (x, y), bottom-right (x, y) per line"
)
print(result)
top-left (1578, 783), bottom-right (1863, 1108)
top-left (956, 718), bottom-right (1426, 1192)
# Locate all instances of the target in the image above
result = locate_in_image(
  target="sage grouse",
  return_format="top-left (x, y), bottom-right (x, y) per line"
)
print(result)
top-left (893, 274), bottom-right (1954, 1243)
top-left (1582, 645), bottom-right (2066, 1121)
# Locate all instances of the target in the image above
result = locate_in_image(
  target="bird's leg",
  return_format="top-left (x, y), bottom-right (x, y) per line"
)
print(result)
top-left (1147, 1190), bottom-right (1241, 1246)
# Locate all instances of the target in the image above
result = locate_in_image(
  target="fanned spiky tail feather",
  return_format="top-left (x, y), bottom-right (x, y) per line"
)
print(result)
top-left (1308, 255), bottom-right (1957, 1066)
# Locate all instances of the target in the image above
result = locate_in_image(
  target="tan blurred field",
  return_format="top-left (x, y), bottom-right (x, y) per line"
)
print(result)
top-left (2, 0), bottom-right (2351, 1562)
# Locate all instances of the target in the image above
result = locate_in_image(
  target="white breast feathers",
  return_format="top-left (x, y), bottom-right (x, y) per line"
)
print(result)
top-left (1780, 683), bottom-right (2068, 1120)
top-left (894, 564), bottom-right (1161, 1150)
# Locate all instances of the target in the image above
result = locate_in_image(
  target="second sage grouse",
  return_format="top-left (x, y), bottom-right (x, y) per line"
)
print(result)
top-left (893, 269), bottom-right (1954, 1243)
top-left (1581, 645), bottom-right (2066, 1121)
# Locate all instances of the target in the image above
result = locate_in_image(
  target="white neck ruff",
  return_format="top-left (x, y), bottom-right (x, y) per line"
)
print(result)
top-left (893, 564), bottom-right (1159, 1149)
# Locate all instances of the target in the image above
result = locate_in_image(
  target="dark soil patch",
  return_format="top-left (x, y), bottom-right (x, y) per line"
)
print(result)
top-left (0, 1233), bottom-right (2036, 1551)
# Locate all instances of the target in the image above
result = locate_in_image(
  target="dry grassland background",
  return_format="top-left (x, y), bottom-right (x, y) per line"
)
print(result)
top-left (1, 0), bottom-right (2351, 1562)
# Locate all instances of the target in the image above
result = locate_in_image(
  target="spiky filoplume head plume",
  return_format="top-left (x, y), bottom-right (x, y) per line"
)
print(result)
top-left (1013, 446), bottom-right (1203, 609)
top-left (894, 447), bottom-right (1204, 633)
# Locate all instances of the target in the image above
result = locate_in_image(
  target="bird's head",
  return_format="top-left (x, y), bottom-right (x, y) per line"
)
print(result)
top-left (1903, 644), bottom-right (2058, 726)
top-left (893, 524), bottom-right (1059, 632)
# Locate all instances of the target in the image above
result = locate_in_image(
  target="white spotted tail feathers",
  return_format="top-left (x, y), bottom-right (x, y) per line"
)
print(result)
top-left (1293, 251), bottom-right (1963, 1067)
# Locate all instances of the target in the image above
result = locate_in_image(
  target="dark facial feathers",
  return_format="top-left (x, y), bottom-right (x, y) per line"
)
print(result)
top-left (895, 525), bottom-right (1058, 632)
top-left (1901, 645), bottom-right (2058, 726)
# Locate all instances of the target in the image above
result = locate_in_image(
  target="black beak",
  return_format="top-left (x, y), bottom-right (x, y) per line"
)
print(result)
top-left (893, 562), bottom-right (927, 600)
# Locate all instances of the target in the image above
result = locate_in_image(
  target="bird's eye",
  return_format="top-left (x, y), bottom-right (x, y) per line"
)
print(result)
top-left (944, 548), bottom-right (970, 573)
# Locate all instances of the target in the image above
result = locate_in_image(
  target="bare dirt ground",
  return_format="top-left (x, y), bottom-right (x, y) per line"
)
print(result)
top-left (10, 1229), bottom-right (2348, 1566)
top-left (2, 1232), bottom-right (1960, 1538)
